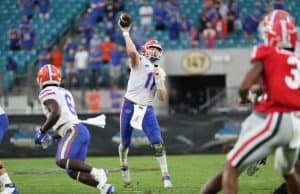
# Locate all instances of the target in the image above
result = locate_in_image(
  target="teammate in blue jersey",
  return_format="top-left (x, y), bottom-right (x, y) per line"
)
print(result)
top-left (118, 16), bottom-right (172, 189)
top-left (0, 107), bottom-right (18, 194)
top-left (35, 64), bottom-right (114, 194)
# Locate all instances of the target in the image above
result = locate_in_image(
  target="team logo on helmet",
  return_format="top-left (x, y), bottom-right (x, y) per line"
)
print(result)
top-left (37, 64), bottom-right (61, 88)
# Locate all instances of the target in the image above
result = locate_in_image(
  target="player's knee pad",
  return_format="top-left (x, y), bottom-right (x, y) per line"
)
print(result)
top-left (153, 143), bottom-right (165, 157)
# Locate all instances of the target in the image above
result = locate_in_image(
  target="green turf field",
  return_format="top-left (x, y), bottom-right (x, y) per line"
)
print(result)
top-left (3, 154), bottom-right (282, 194)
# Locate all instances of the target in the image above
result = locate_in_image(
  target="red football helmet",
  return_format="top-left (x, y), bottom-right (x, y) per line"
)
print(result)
top-left (141, 39), bottom-right (163, 62)
top-left (37, 64), bottom-right (61, 88)
top-left (260, 10), bottom-right (293, 44)
top-left (266, 19), bottom-right (297, 49)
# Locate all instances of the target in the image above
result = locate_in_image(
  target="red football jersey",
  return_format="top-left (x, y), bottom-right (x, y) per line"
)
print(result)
top-left (251, 44), bottom-right (300, 113)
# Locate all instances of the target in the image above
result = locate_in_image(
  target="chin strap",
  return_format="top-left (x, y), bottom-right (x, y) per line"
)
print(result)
top-left (149, 56), bottom-right (159, 62)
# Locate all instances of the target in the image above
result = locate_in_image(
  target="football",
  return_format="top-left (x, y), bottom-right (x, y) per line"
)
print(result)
top-left (119, 13), bottom-right (131, 27)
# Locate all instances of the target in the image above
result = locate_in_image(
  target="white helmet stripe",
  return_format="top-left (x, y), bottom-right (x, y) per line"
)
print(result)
top-left (47, 65), bottom-right (53, 81)
top-left (280, 20), bottom-right (289, 47)
top-left (269, 10), bottom-right (278, 26)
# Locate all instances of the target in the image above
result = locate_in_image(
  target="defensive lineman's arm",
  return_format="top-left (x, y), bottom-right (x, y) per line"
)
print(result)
top-left (40, 99), bottom-right (60, 134)
top-left (118, 21), bottom-right (140, 68)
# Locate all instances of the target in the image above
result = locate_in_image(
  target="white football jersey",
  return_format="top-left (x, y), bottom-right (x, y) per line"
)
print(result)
top-left (38, 86), bottom-right (79, 136)
top-left (0, 106), bottom-right (4, 115)
top-left (125, 55), bottom-right (166, 105)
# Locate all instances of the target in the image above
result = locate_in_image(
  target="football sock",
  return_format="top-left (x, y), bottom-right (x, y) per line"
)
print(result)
top-left (90, 168), bottom-right (98, 176)
top-left (156, 154), bottom-right (169, 176)
top-left (119, 144), bottom-right (129, 167)
top-left (0, 173), bottom-right (12, 185)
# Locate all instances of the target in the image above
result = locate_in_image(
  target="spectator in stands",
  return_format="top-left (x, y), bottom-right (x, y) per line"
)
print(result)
top-left (89, 32), bottom-right (101, 52)
top-left (208, 0), bottom-right (228, 23)
top-left (64, 49), bottom-right (76, 89)
top-left (131, 24), bottom-right (145, 50)
top-left (7, 23), bottom-right (21, 51)
top-left (18, 15), bottom-right (30, 29)
top-left (110, 45), bottom-right (123, 86)
top-left (104, 18), bottom-right (116, 41)
top-left (37, 44), bottom-right (50, 68)
top-left (216, 0), bottom-right (228, 19)
top-left (228, 0), bottom-right (242, 30)
top-left (265, 1), bottom-right (273, 14)
top-left (110, 82), bottom-right (122, 112)
top-left (99, 35), bottom-right (115, 65)
top-left (189, 25), bottom-right (200, 49)
top-left (272, 0), bottom-right (284, 10)
top-left (179, 14), bottom-right (192, 40)
top-left (86, 90), bottom-right (101, 112)
top-left (63, 36), bottom-right (77, 55)
top-left (79, 13), bottom-right (95, 47)
top-left (114, 0), bottom-right (125, 12)
top-left (167, 16), bottom-right (181, 40)
top-left (19, 0), bottom-right (35, 20)
top-left (88, 49), bottom-right (102, 89)
top-left (104, 0), bottom-right (117, 19)
top-left (139, 0), bottom-right (154, 31)
top-left (50, 45), bottom-right (63, 69)
top-left (6, 57), bottom-right (18, 73)
top-left (166, 1), bottom-right (180, 20)
top-left (153, 1), bottom-right (167, 31)
top-left (212, 13), bottom-right (227, 39)
top-left (202, 22), bottom-right (216, 49)
top-left (206, 1), bottom-right (219, 22)
top-left (227, 11), bottom-right (235, 34)
top-left (38, 0), bottom-right (50, 20)
top-left (102, 1), bottom-right (118, 40)
top-left (89, 0), bottom-right (105, 25)
top-left (242, 2), bottom-right (265, 39)
top-left (20, 25), bottom-right (35, 50)
top-left (198, 11), bottom-right (209, 33)
top-left (202, 0), bottom-right (214, 10)
top-left (74, 45), bottom-right (89, 89)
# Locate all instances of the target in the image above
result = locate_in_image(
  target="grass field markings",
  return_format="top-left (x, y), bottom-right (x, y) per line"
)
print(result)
top-left (10, 167), bottom-right (160, 175)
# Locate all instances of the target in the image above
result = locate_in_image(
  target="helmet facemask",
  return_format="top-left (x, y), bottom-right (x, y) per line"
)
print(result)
top-left (146, 46), bottom-right (162, 62)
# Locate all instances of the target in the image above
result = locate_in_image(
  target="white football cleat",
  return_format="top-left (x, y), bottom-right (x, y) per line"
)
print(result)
top-left (100, 184), bottom-right (115, 194)
top-left (93, 168), bottom-right (108, 187)
top-left (120, 166), bottom-right (131, 186)
top-left (0, 183), bottom-right (19, 194)
top-left (162, 176), bottom-right (172, 189)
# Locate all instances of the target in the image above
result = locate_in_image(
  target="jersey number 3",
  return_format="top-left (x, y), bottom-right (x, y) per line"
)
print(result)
top-left (285, 56), bottom-right (300, 90)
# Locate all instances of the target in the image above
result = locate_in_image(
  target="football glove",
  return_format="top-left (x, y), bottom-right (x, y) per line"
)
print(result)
top-left (34, 129), bottom-right (53, 149)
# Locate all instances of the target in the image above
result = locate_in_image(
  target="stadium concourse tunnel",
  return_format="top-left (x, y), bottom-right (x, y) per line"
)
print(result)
top-left (2, 113), bottom-right (249, 157)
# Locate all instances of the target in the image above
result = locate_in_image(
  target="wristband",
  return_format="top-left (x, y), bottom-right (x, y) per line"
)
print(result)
top-left (122, 31), bottom-right (129, 37)
top-left (155, 78), bottom-right (164, 90)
